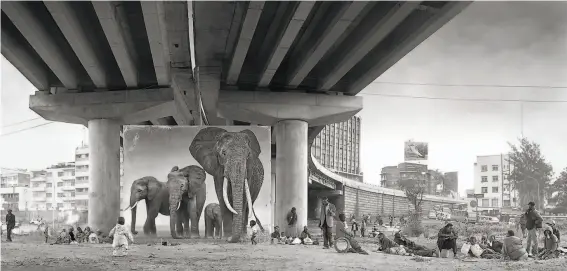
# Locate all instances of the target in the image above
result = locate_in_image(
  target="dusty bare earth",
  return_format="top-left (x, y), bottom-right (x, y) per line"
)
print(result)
top-left (2, 233), bottom-right (567, 271)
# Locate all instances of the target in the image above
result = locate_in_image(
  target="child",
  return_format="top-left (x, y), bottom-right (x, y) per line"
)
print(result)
top-left (109, 217), bottom-right (134, 256)
top-left (88, 229), bottom-right (100, 244)
top-left (270, 226), bottom-right (281, 244)
top-left (250, 220), bottom-right (259, 245)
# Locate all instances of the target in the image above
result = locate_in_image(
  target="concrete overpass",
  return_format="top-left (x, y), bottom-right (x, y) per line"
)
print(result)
top-left (1, 1), bottom-right (471, 235)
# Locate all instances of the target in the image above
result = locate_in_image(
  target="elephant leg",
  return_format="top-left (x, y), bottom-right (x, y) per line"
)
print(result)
top-left (176, 211), bottom-right (184, 236)
top-left (205, 217), bottom-right (211, 239)
top-left (183, 208), bottom-right (190, 238)
top-left (188, 197), bottom-right (199, 238)
top-left (215, 220), bottom-right (222, 239)
top-left (214, 175), bottom-right (233, 238)
top-left (143, 219), bottom-right (151, 235)
top-left (146, 208), bottom-right (159, 237)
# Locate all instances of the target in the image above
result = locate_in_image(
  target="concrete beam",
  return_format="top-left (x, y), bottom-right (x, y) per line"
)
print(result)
top-left (225, 1), bottom-right (265, 85)
top-left (258, 2), bottom-right (315, 87)
top-left (121, 101), bottom-right (175, 125)
top-left (2, 1), bottom-right (78, 90)
top-left (163, 2), bottom-right (191, 68)
top-left (1, 30), bottom-right (49, 91)
top-left (45, 2), bottom-right (107, 89)
top-left (141, 1), bottom-right (171, 86)
top-left (217, 90), bottom-right (362, 126)
top-left (286, 1), bottom-right (369, 87)
top-left (346, 2), bottom-right (472, 94)
top-left (29, 88), bottom-right (175, 124)
top-left (92, 1), bottom-right (138, 87)
top-left (195, 66), bottom-right (225, 125)
top-left (171, 69), bottom-right (198, 124)
top-left (150, 118), bottom-right (168, 125)
top-left (318, 2), bottom-right (418, 90)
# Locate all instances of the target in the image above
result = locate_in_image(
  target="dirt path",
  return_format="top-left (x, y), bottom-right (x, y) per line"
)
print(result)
top-left (2, 238), bottom-right (567, 271)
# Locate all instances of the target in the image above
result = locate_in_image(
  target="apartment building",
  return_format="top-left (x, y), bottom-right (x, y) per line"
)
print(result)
top-left (311, 115), bottom-right (363, 181)
top-left (0, 170), bottom-right (32, 211)
top-left (473, 154), bottom-right (519, 211)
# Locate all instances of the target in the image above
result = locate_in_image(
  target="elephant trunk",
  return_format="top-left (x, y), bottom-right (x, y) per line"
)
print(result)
top-left (226, 161), bottom-right (246, 243)
top-left (127, 197), bottom-right (140, 234)
top-left (169, 196), bottom-right (181, 239)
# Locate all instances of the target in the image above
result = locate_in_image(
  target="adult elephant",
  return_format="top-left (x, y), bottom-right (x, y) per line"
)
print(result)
top-left (189, 127), bottom-right (264, 243)
top-left (167, 165), bottom-right (207, 239)
top-left (122, 176), bottom-right (169, 236)
top-left (204, 203), bottom-right (222, 239)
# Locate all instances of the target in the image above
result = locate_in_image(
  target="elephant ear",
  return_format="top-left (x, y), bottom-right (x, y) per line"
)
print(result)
top-left (144, 176), bottom-right (162, 201)
top-left (240, 129), bottom-right (261, 157)
top-left (170, 166), bottom-right (179, 172)
top-left (179, 165), bottom-right (206, 197)
top-left (189, 127), bottom-right (227, 176)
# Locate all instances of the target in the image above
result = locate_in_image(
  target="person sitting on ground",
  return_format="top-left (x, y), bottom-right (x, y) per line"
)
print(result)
top-left (502, 230), bottom-right (528, 261)
top-left (537, 227), bottom-right (559, 260)
top-left (486, 235), bottom-right (504, 253)
top-left (335, 214), bottom-right (368, 255)
top-left (55, 229), bottom-right (70, 244)
top-left (75, 227), bottom-right (84, 243)
top-left (68, 227), bottom-right (77, 244)
top-left (109, 217), bottom-right (134, 256)
top-left (546, 220), bottom-right (561, 243)
top-left (394, 230), bottom-right (438, 257)
top-left (89, 230), bottom-right (101, 244)
top-left (370, 224), bottom-right (379, 238)
top-left (437, 223), bottom-right (458, 258)
top-left (82, 227), bottom-right (92, 243)
top-left (270, 226), bottom-right (281, 244)
top-left (377, 232), bottom-right (407, 255)
top-left (467, 236), bottom-right (501, 259)
top-left (299, 226), bottom-right (312, 244)
top-left (250, 220), bottom-right (259, 245)
top-left (377, 215), bottom-right (384, 226)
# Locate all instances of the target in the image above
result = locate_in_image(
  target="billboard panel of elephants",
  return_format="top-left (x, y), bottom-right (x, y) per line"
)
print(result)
top-left (121, 125), bottom-right (272, 240)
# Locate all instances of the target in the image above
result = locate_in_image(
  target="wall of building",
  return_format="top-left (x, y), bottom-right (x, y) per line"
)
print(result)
top-left (474, 154), bottom-right (518, 211)
top-left (311, 116), bottom-right (362, 181)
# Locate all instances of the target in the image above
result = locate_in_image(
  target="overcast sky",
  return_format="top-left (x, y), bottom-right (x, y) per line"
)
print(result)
top-left (1, 1), bottom-right (567, 196)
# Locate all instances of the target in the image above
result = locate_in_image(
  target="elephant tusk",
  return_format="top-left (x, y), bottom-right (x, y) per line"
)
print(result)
top-left (244, 179), bottom-right (255, 220)
top-left (223, 177), bottom-right (238, 215)
top-left (176, 201), bottom-right (181, 211)
top-left (122, 201), bottom-right (139, 211)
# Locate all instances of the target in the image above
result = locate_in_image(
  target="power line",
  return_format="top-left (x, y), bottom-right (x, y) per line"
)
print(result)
top-left (371, 81), bottom-right (567, 89)
top-left (1, 122), bottom-right (55, 137)
top-left (358, 92), bottom-right (567, 103)
top-left (2, 117), bottom-right (43, 128)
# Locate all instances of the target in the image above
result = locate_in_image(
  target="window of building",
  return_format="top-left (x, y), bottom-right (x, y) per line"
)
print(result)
top-left (47, 183), bottom-right (52, 188)
top-left (481, 187), bottom-right (488, 193)
top-left (71, 192), bottom-right (75, 197)
top-left (47, 172), bottom-right (52, 177)
top-left (492, 176), bottom-right (499, 182)
top-left (57, 193), bottom-right (64, 197)
top-left (492, 199), bottom-right (499, 207)
top-left (492, 187), bottom-right (498, 193)
top-left (57, 203), bottom-right (63, 208)
top-left (503, 200), bottom-right (511, 207)
top-left (57, 182), bottom-right (63, 187)
top-left (481, 176), bottom-right (488, 183)
top-left (492, 165), bottom-right (499, 171)
top-left (47, 203), bottom-right (52, 209)
top-left (481, 165), bottom-right (488, 172)
top-left (47, 193), bottom-right (52, 198)
top-left (58, 172), bottom-right (64, 177)
top-left (482, 199), bottom-right (489, 207)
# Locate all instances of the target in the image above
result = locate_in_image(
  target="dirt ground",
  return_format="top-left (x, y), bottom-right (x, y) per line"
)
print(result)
top-left (2, 233), bottom-right (567, 271)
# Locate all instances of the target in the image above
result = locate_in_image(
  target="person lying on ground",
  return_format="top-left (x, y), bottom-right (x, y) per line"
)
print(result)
top-left (394, 230), bottom-right (438, 257)
top-left (377, 232), bottom-right (407, 255)
top-left (502, 230), bottom-right (528, 261)
top-left (481, 235), bottom-right (503, 253)
top-left (299, 226), bottom-right (312, 244)
top-left (109, 217), bottom-right (134, 256)
top-left (270, 226), bottom-right (281, 244)
top-left (537, 227), bottom-right (559, 260)
top-left (467, 236), bottom-right (501, 259)
top-left (334, 214), bottom-right (368, 255)
top-left (437, 223), bottom-right (459, 258)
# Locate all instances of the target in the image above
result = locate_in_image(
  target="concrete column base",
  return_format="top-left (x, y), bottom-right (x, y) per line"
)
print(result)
top-left (88, 119), bottom-right (121, 233)
top-left (275, 120), bottom-right (308, 234)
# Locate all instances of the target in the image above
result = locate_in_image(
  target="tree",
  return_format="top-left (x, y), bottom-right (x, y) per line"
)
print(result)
top-left (548, 168), bottom-right (567, 212)
top-left (399, 178), bottom-right (427, 236)
top-left (507, 138), bottom-right (553, 208)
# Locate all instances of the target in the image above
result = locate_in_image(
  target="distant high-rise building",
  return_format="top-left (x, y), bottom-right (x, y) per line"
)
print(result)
top-left (311, 116), bottom-right (362, 182)
top-left (474, 154), bottom-right (518, 211)
top-left (381, 162), bottom-right (429, 190)
top-left (0, 170), bottom-right (32, 211)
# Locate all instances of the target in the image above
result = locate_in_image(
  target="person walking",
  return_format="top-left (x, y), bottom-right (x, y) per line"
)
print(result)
top-left (525, 201), bottom-right (543, 257)
top-left (286, 207), bottom-right (298, 238)
top-left (318, 197), bottom-right (336, 249)
top-left (5, 209), bottom-right (16, 242)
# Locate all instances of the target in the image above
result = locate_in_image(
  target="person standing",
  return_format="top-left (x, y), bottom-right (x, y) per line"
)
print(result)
top-left (318, 197), bottom-right (336, 249)
top-left (286, 207), bottom-right (298, 238)
top-left (5, 209), bottom-right (16, 242)
top-left (525, 201), bottom-right (543, 257)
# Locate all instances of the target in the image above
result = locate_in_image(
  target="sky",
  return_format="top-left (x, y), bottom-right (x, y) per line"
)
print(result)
top-left (1, 2), bottom-right (567, 196)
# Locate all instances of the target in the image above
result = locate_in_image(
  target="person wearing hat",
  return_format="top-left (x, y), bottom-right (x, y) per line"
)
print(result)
top-left (5, 209), bottom-right (16, 242)
top-left (525, 201), bottom-right (543, 257)
top-left (437, 223), bottom-right (459, 258)
top-left (546, 220), bottom-right (560, 243)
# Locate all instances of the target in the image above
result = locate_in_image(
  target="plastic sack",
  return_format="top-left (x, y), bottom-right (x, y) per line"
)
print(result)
top-left (303, 237), bottom-right (313, 245)
top-left (292, 237), bottom-right (301, 245)
top-left (470, 244), bottom-right (483, 257)
top-left (460, 243), bottom-right (471, 254)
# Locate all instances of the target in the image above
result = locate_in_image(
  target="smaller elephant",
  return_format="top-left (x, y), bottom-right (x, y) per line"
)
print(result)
top-left (204, 203), bottom-right (222, 239)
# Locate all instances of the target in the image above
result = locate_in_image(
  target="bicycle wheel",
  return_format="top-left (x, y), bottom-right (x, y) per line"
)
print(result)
top-left (334, 237), bottom-right (351, 253)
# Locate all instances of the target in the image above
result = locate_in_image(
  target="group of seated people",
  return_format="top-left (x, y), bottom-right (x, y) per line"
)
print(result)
top-left (48, 226), bottom-right (108, 245)
top-left (270, 226), bottom-right (317, 245)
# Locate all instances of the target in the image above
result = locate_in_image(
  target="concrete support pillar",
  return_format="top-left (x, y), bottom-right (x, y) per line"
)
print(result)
top-left (88, 119), bottom-right (121, 233)
top-left (275, 120), bottom-right (308, 232)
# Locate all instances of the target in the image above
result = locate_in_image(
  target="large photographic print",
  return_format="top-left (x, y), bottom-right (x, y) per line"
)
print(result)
top-left (404, 141), bottom-right (429, 161)
top-left (121, 126), bottom-right (272, 240)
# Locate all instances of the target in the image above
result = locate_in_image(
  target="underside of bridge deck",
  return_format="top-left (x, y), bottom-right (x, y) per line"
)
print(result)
top-left (1, 1), bottom-right (470, 235)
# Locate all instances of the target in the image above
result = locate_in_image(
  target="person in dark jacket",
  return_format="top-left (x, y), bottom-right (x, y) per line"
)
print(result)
top-left (546, 220), bottom-right (561, 243)
top-left (286, 207), bottom-right (298, 238)
top-left (525, 202), bottom-right (543, 256)
top-left (5, 209), bottom-right (16, 242)
top-left (437, 223), bottom-right (458, 258)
